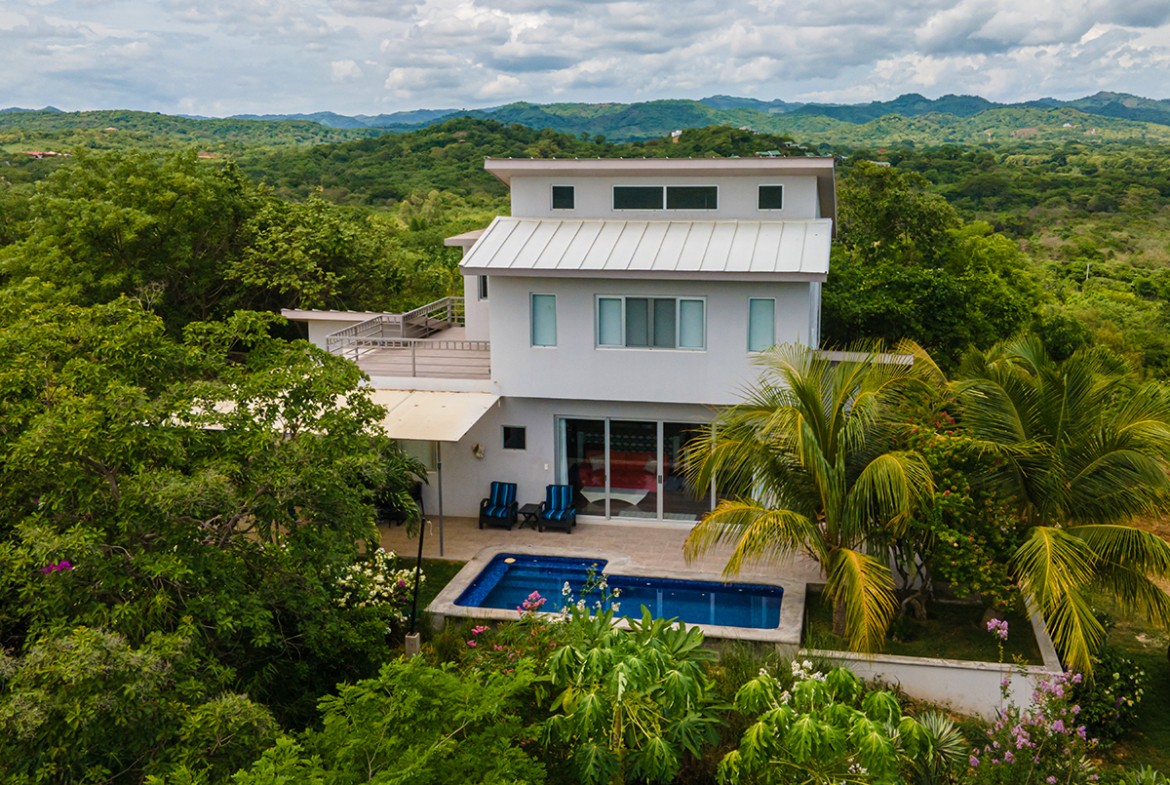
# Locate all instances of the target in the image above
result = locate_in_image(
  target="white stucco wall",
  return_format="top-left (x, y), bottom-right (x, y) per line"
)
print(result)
top-left (462, 275), bottom-right (491, 341)
top-left (485, 275), bottom-right (815, 405)
top-left (510, 175), bottom-right (820, 221)
top-left (412, 396), bottom-right (712, 520)
top-left (301, 318), bottom-right (367, 350)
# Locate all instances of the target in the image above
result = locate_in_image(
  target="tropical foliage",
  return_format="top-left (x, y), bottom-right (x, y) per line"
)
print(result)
top-left (954, 336), bottom-right (1170, 672)
top-left (543, 608), bottom-right (722, 785)
top-left (682, 341), bottom-right (938, 651)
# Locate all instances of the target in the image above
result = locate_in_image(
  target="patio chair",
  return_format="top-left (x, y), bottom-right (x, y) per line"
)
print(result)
top-left (537, 484), bottom-right (577, 533)
top-left (479, 481), bottom-right (519, 530)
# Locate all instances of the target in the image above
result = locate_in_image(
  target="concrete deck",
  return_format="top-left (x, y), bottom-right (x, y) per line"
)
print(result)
top-left (377, 514), bottom-right (824, 584)
top-left (352, 326), bottom-right (491, 380)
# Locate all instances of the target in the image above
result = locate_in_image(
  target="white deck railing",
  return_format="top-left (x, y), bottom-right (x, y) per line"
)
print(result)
top-left (325, 297), bottom-right (489, 379)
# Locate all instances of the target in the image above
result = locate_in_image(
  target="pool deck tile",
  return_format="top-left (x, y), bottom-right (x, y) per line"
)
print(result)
top-left (378, 515), bottom-right (824, 585)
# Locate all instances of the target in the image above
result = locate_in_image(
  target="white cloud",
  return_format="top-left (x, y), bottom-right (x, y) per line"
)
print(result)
top-left (476, 72), bottom-right (522, 98)
top-left (331, 58), bottom-right (363, 80)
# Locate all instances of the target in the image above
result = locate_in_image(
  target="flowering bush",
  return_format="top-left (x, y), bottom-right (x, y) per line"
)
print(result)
top-left (334, 548), bottom-right (422, 625)
top-left (1068, 647), bottom-right (1146, 743)
top-left (965, 670), bottom-right (1099, 785)
top-left (462, 591), bottom-right (565, 674)
top-left (40, 560), bottom-right (74, 574)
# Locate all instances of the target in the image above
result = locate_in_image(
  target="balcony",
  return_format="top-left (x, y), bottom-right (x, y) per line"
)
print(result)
top-left (325, 297), bottom-right (491, 380)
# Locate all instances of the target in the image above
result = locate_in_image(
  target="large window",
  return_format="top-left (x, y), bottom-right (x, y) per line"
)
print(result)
top-left (613, 185), bottom-right (718, 211)
top-left (531, 294), bottom-right (557, 347)
top-left (596, 296), bottom-right (705, 350)
top-left (558, 417), bottom-right (714, 521)
top-left (748, 298), bottom-right (776, 352)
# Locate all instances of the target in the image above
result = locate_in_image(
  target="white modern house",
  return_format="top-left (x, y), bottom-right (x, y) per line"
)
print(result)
top-left (285, 155), bottom-right (835, 527)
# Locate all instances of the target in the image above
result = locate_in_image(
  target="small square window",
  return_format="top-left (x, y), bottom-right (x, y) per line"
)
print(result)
top-left (503, 426), bottom-right (526, 450)
top-left (758, 185), bottom-right (784, 210)
top-left (552, 185), bottom-right (575, 210)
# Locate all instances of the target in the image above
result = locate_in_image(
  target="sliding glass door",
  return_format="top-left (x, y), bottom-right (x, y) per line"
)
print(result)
top-left (558, 417), bottom-right (713, 522)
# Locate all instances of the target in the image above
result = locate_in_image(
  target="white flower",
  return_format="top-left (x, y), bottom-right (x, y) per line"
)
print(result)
top-left (562, 582), bottom-right (572, 596)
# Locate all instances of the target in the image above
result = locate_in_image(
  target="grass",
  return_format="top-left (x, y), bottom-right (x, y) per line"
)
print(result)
top-left (416, 557), bottom-right (466, 610)
top-left (804, 591), bottom-right (1043, 665)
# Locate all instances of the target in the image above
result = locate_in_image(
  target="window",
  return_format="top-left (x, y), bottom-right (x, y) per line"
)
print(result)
top-left (552, 185), bottom-right (575, 210)
top-left (748, 298), bottom-right (776, 352)
top-left (477, 275), bottom-right (488, 301)
top-left (758, 184), bottom-right (784, 210)
top-left (667, 186), bottom-right (718, 210)
top-left (396, 440), bottom-right (436, 471)
top-left (502, 426), bottom-right (526, 450)
top-left (613, 186), bottom-right (663, 210)
top-left (531, 294), bottom-right (557, 347)
top-left (596, 296), bottom-right (705, 350)
top-left (612, 185), bottom-right (719, 211)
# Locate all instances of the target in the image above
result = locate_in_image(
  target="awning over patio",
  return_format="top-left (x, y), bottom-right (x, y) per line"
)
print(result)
top-left (370, 389), bottom-right (499, 443)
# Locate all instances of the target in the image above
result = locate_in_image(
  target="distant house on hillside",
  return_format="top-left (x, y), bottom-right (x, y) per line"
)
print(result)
top-left (285, 156), bottom-right (836, 524)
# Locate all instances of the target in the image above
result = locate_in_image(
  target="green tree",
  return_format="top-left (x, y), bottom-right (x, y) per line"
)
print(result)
top-left (229, 658), bottom-right (546, 785)
top-left (955, 335), bottom-right (1170, 672)
top-left (227, 191), bottom-right (410, 313)
top-left (0, 298), bottom-right (424, 725)
top-left (682, 343), bottom-right (937, 651)
top-left (0, 149), bottom-right (259, 328)
top-left (0, 626), bottom-right (276, 785)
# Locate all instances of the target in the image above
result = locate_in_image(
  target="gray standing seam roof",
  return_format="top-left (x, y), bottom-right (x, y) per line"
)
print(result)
top-left (459, 217), bottom-right (832, 281)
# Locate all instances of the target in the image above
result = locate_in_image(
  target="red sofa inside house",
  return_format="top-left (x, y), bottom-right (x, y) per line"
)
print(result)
top-left (578, 450), bottom-right (658, 492)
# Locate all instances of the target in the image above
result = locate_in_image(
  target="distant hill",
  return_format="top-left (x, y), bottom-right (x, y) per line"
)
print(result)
top-left (1, 106), bottom-right (62, 114)
top-left (7, 92), bottom-right (1170, 153)
top-left (228, 108), bottom-right (464, 129)
top-left (787, 93), bottom-right (1002, 123)
top-left (698, 95), bottom-right (804, 113)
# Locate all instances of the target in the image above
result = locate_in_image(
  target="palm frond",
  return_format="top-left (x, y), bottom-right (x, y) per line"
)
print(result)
top-left (1011, 527), bottom-right (1102, 671)
top-left (1041, 588), bottom-right (1103, 675)
top-left (684, 501), bottom-right (822, 576)
top-left (1070, 524), bottom-right (1170, 577)
top-left (825, 548), bottom-right (898, 653)
top-left (843, 451), bottom-right (934, 541)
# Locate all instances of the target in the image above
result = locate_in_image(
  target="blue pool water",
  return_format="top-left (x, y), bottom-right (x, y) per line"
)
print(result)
top-left (454, 554), bottom-right (783, 629)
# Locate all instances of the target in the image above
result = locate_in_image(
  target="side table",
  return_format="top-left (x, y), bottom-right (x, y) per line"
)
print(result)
top-left (518, 502), bottom-right (541, 530)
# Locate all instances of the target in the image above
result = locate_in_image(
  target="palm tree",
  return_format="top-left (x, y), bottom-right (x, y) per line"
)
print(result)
top-left (682, 342), bottom-right (938, 652)
top-left (955, 335), bottom-right (1170, 673)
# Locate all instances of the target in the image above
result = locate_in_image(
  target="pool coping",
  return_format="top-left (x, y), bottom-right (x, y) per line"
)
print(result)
top-left (427, 543), bottom-right (805, 648)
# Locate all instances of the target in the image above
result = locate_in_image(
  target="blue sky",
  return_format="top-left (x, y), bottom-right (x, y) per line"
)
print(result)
top-left (2, 0), bottom-right (1169, 116)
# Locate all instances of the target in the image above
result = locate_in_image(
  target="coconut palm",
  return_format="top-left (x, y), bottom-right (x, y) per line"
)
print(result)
top-left (682, 341), bottom-right (939, 652)
top-left (955, 335), bottom-right (1170, 673)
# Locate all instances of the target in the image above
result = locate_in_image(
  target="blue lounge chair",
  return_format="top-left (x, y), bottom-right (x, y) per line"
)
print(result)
top-left (479, 482), bottom-right (518, 530)
top-left (538, 484), bottom-right (576, 533)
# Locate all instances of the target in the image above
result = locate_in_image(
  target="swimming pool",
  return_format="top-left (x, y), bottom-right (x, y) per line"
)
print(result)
top-left (454, 553), bottom-right (783, 629)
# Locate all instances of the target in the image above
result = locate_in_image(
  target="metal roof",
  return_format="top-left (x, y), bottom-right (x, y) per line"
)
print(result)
top-left (459, 217), bottom-right (833, 281)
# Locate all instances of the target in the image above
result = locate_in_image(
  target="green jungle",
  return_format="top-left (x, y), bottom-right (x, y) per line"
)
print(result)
top-left (3, 104), bottom-right (1170, 785)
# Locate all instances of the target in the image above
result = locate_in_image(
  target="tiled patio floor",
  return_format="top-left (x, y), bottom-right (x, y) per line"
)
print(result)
top-left (377, 515), bottom-right (824, 584)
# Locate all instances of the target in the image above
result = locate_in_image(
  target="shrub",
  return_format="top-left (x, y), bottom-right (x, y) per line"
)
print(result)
top-left (718, 661), bottom-right (956, 784)
top-left (542, 607), bottom-right (721, 785)
top-left (1069, 647), bottom-right (1147, 743)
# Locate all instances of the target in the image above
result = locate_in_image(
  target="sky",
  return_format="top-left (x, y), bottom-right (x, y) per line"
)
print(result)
top-left (2, 0), bottom-right (1170, 117)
